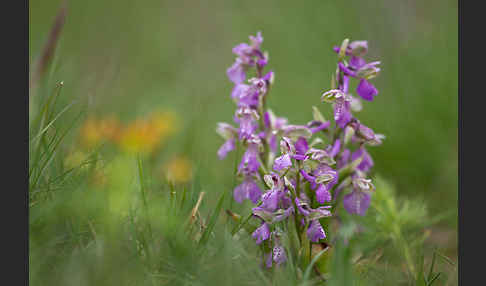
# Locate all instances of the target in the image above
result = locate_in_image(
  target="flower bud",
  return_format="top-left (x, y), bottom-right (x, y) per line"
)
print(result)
top-left (321, 89), bottom-right (345, 103)
top-left (348, 40), bottom-right (368, 57)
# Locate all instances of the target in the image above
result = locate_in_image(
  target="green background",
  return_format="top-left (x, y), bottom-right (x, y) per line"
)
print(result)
top-left (30, 0), bottom-right (458, 273)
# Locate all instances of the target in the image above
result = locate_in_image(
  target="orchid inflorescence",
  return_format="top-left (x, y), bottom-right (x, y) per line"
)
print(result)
top-left (217, 32), bottom-right (384, 269)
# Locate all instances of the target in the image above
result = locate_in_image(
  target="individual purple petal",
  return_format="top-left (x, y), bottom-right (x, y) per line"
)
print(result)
top-left (273, 245), bottom-right (287, 265)
top-left (314, 164), bottom-right (338, 189)
top-left (227, 60), bottom-right (246, 84)
top-left (258, 131), bottom-right (266, 140)
top-left (252, 222), bottom-right (270, 244)
top-left (238, 143), bottom-right (260, 174)
top-left (217, 138), bottom-right (236, 160)
top-left (249, 32), bottom-right (263, 49)
top-left (247, 180), bottom-right (263, 204)
top-left (233, 182), bottom-right (246, 204)
top-left (273, 154), bottom-right (292, 171)
top-left (292, 154), bottom-right (307, 161)
top-left (340, 74), bottom-right (350, 94)
top-left (263, 111), bottom-right (271, 129)
top-left (307, 220), bottom-right (326, 242)
top-left (334, 98), bottom-right (352, 129)
top-left (351, 147), bottom-right (374, 172)
top-left (314, 206), bottom-right (332, 218)
top-left (338, 62), bottom-right (357, 77)
top-left (269, 134), bottom-right (278, 153)
top-left (329, 139), bottom-right (341, 158)
top-left (257, 58), bottom-right (268, 68)
top-left (295, 137), bottom-right (309, 155)
top-left (238, 89), bottom-right (260, 108)
top-left (260, 190), bottom-right (279, 211)
top-left (232, 43), bottom-right (251, 56)
top-left (233, 177), bottom-right (262, 204)
top-left (315, 184), bottom-right (331, 204)
top-left (356, 79), bottom-right (378, 101)
top-left (265, 252), bottom-right (273, 268)
top-left (263, 70), bottom-right (274, 82)
top-left (351, 122), bottom-right (376, 141)
top-left (295, 197), bottom-right (310, 216)
top-left (238, 114), bottom-right (258, 140)
top-left (310, 121), bottom-right (331, 134)
top-left (299, 170), bottom-right (316, 189)
top-left (337, 149), bottom-right (351, 169)
top-left (349, 56), bottom-right (366, 70)
top-left (343, 190), bottom-right (371, 216)
top-left (231, 84), bottom-right (249, 101)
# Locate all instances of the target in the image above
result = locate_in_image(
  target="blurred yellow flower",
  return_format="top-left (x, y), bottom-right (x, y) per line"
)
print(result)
top-left (117, 111), bottom-right (177, 155)
top-left (164, 156), bottom-right (193, 184)
top-left (79, 115), bottom-right (121, 148)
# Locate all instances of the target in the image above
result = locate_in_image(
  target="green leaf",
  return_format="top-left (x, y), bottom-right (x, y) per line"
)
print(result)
top-left (199, 191), bottom-right (226, 246)
top-left (312, 106), bottom-right (327, 122)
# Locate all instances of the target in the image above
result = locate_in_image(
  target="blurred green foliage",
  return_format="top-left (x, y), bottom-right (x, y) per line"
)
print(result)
top-left (29, 0), bottom-right (457, 284)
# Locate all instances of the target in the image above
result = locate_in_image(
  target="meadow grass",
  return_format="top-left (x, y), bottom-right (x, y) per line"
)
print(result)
top-left (29, 79), bottom-right (457, 285)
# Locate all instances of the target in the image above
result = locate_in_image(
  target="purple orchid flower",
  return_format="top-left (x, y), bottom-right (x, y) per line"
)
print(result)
top-left (343, 189), bottom-right (371, 216)
top-left (252, 222), bottom-right (270, 244)
top-left (238, 139), bottom-right (261, 175)
top-left (356, 79), bottom-right (378, 101)
top-left (315, 184), bottom-right (332, 204)
top-left (334, 97), bottom-right (352, 129)
top-left (307, 220), bottom-right (326, 242)
top-left (337, 148), bottom-right (351, 169)
top-left (351, 147), bottom-right (374, 172)
top-left (219, 36), bottom-right (384, 269)
top-left (227, 58), bottom-right (246, 84)
top-left (272, 245), bottom-right (287, 265)
top-left (328, 139), bottom-right (341, 158)
top-left (217, 138), bottom-right (236, 160)
top-left (233, 176), bottom-right (262, 204)
top-left (216, 123), bottom-right (238, 160)
top-left (273, 153), bottom-right (292, 171)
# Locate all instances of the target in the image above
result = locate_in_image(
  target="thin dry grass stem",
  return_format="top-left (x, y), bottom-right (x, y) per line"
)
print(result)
top-left (87, 220), bottom-right (97, 241)
top-left (29, 0), bottom-right (67, 91)
top-left (189, 192), bottom-right (205, 225)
